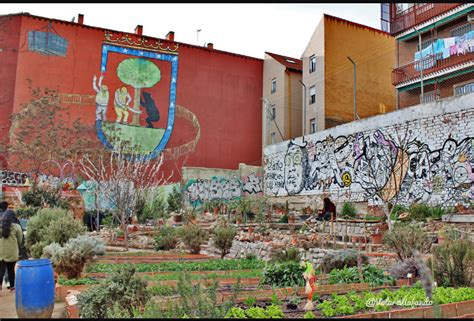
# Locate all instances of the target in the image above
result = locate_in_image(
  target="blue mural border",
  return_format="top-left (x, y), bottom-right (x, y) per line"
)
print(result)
top-left (96, 44), bottom-right (179, 161)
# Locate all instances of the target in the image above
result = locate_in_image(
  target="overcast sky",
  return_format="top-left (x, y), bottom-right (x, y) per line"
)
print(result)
top-left (2, 3), bottom-right (382, 59)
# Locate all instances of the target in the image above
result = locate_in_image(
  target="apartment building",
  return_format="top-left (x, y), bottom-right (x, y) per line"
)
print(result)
top-left (382, 3), bottom-right (474, 108)
top-left (301, 14), bottom-right (396, 133)
top-left (262, 52), bottom-right (302, 145)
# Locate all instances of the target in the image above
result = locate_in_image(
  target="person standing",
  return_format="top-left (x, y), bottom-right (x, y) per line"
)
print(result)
top-left (114, 86), bottom-right (132, 124)
top-left (93, 74), bottom-right (109, 121)
top-left (0, 210), bottom-right (23, 292)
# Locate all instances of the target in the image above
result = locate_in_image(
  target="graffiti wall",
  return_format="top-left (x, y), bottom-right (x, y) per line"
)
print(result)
top-left (264, 94), bottom-right (474, 207)
top-left (182, 165), bottom-right (263, 207)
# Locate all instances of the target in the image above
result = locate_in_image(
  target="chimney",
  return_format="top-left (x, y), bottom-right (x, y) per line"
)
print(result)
top-left (166, 31), bottom-right (175, 41)
top-left (77, 14), bottom-right (84, 25)
top-left (207, 43), bottom-right (214, 50)
top-left (135, 25), bottom-right (143, 35)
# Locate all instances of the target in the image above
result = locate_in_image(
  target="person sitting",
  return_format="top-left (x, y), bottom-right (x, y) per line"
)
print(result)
top-left (317, 197), bottom-right (336, 221)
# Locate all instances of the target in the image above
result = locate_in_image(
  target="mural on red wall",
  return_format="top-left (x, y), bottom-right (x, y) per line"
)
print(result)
top-left (94, 43), bottom-right (179, 160)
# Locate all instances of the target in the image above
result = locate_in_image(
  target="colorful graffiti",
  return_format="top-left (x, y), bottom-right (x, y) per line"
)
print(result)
top-left (184, 174), bottom-right (263, 206)
top-left (264, 127), bottom-right (474, 206)
top-left (95, 44), bottom-right (179, 160)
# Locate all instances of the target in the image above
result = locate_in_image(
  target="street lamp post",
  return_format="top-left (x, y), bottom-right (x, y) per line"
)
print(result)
top-left (347, 56), bottom-right (360, 121)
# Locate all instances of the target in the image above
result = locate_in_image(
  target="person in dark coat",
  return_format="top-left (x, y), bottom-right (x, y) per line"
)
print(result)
top-left (0, 210), bottom-right (23, 292)
top-left (317, 197), bottom-right (337, 221)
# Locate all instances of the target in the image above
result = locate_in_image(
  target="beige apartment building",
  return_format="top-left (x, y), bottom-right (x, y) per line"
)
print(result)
top-left (301, 14), bottom-right (396, 133)
top-left (262, 52), bottom-right (302, 145)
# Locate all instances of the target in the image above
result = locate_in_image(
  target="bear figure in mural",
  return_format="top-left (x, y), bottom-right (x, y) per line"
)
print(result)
top-left (140, 91), bottom-right (160, 128)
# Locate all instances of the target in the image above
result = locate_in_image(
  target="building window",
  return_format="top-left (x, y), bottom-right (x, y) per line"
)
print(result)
top-left (310, 118), bottom-right (316, 134)
top-left (417, 39), bottom-right (433, 51)
top-left (272, 78), bottom-right (276, 94)
top-left (271, 105), bottom-right (276, 120)
top-left (420, 91), bottom-right (436, 104)
top-left (454, 82), bottom-right (474, 96)
top-left (309, 55), bottom-right (316, 73)
top-left (309, 86), bottom-right (316, 105)
top-left (271, 132), bottom-right (276, 144)
top-left (395, 3), bottom-right (414, 16)
top-left (451, 23), bottom-right (472, 37)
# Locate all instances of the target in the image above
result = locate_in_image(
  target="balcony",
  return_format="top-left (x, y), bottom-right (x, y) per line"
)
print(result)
top-left (390, 3), bottom-right (463, 35)
top-left (392, 52), bottom-right (474, 86)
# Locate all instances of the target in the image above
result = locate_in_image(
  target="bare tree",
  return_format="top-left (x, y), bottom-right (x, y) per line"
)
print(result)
top-left (80, 143), bottom-right (172, 250)
top-left (354, 124), bottom-right (414, 230)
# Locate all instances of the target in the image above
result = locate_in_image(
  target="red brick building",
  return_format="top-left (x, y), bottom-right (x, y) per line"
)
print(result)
top-left (0, 13), bottom-right (263, 182)
top-left (381, 3), bottom-right (474, 108)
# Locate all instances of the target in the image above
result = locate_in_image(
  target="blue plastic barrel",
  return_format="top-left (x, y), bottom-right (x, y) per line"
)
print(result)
top-left (15, 259), bottom-right (55, 318)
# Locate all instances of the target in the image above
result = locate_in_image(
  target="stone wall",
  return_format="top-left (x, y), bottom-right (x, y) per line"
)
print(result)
top-left (264, 93), bottom-right (474, 208)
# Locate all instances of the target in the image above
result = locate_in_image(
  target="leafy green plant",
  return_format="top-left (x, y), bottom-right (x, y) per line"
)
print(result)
top-left (167, 185), bottom-right (182, 213)
top-left (389, 204), bottom-right (407, 220)
top-left (77, 266), bottom-right (150, 318)
top-left (15, 206), bottom-right (38, 219)
top-left (431, 238), bottom-right (473, 287)
top-left (212, 225), bottom-right (237, 259)
top-left (179, 225), bottom-right (209, 254)
top-left (383, 223), bottom-right (432, 261)
top-left (136, 188), bottom-right (168, 223)
top-left (260, 261), bottom-right (305, 287)
top-left (245, 306), bottom-right (267, 319)
top-left (270, 247), bottom-right (301, 263)
top-left (341, 202), bottom-right (357, 218)
top-left (154, 226), bottom-right (179, 251)
top-left (303, 311), bottom-right (316, 318)
top-left (86, 258), bottom-right (265, 273)
top-left (265, 305), bottom-right (284, 318)
top-left (58, 276), bottom-right (100, 286)
top-left (271, 291), bottom-right (282, 306)
top-left (225, 307), bottom-right (247, 318)
top-left (319, 250), bottom-right (368, 273)
top-left (26, 208), bottom-right (86, 258)
top-left (244, 296), bottom-right (257, 307)
top-left (43, 235), bottom-right (105, 279)
top-left (278, 214), bottom-right (288, 223)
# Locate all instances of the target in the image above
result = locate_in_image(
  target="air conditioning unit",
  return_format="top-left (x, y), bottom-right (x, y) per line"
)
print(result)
top-left (468, 12), bottom-right (474, 23)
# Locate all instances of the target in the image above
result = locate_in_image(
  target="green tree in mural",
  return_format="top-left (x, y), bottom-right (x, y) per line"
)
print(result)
top-left (117, 58), bottom-right (161, 126)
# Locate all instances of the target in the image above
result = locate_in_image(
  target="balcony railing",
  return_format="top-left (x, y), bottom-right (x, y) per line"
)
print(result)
top-left (392, 52), bottom-right (474, 86)
top-left (390, 3), bottom-right (463, 35)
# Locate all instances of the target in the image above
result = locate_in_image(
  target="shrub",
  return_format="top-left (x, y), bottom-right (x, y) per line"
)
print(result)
top-left (43, 235), bottom-right (105, 279)
top-left (278, 214), bottom-right (288, 223)
top-left (431, 239), bottom-right (473, 287)
top-left (154, 226), bottom-right (179, 251)
top-left (167, 185), bottom-right (182, 213)
top-left (319, 250), bottom-right (368, 273)
top-left (15, 207), bottom-right (38, 219)
top-left (260, 261), bottom-right (305, 287)
top-left (408, 204), bottom-right (433, 221)
top-left (383, 224), bottom-right (432, 261)
top-left (77, 266), bottom-right (150, 318)
top-left (22, 182), bottom-right (70, 209)
top-left (136, 189), bottom-right (168, 223)
top-left (179, 225), bottom-right (209, 254)
top-left (389, 257), bottom-right (420, 279)
top-left (269, 247), bottom-right (302, 263)
top-left (212, 225), bottom-right (237, 259)
top-left (389, 204), bottom-right (408, 220)
top-left (328, 264), bottom-right (394, 286)
top-left (341, 202), bottom-right (357, 218)
top-left (26, 208), bottom-right (86, 258)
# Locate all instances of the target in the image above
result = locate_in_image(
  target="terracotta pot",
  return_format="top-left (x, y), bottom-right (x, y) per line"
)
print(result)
top-left (213, 207), bottom-right (219, 215)
top-left (396, 278), bottom-right (410, 287)
top-left (438, 236), bottom-right (445, 244)
top-left (371, 233), bottom-right (383, 244)
top-left (174, 214), bottom-right (182, 223)
top-left (116, 236), bottom-right (124, 241)
top-left (248, 226), bottom-right (254, 234)
top-left (288, 216), bottom-right (295, 224)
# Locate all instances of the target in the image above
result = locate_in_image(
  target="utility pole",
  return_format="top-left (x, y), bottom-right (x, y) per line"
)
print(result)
top-left (347, 56), bottom-right (360, 120)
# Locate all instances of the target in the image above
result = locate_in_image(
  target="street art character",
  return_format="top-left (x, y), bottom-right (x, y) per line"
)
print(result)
top-left (114, 86), bottom-right (132, 124)
top-left (284, 140), bottom-right (308, 195)
top-left (140, 91), bottom-right (160, 128)
top-left (93, 74), bottom-right (109, 121)
top-left (301, 260), bottom-right (317, 311)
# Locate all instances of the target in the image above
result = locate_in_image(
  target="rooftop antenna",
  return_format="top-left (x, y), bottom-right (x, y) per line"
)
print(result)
top-left (197, 29), bottom-right (201, 45)
top-left (71, 16), bottom-right (75, 23)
